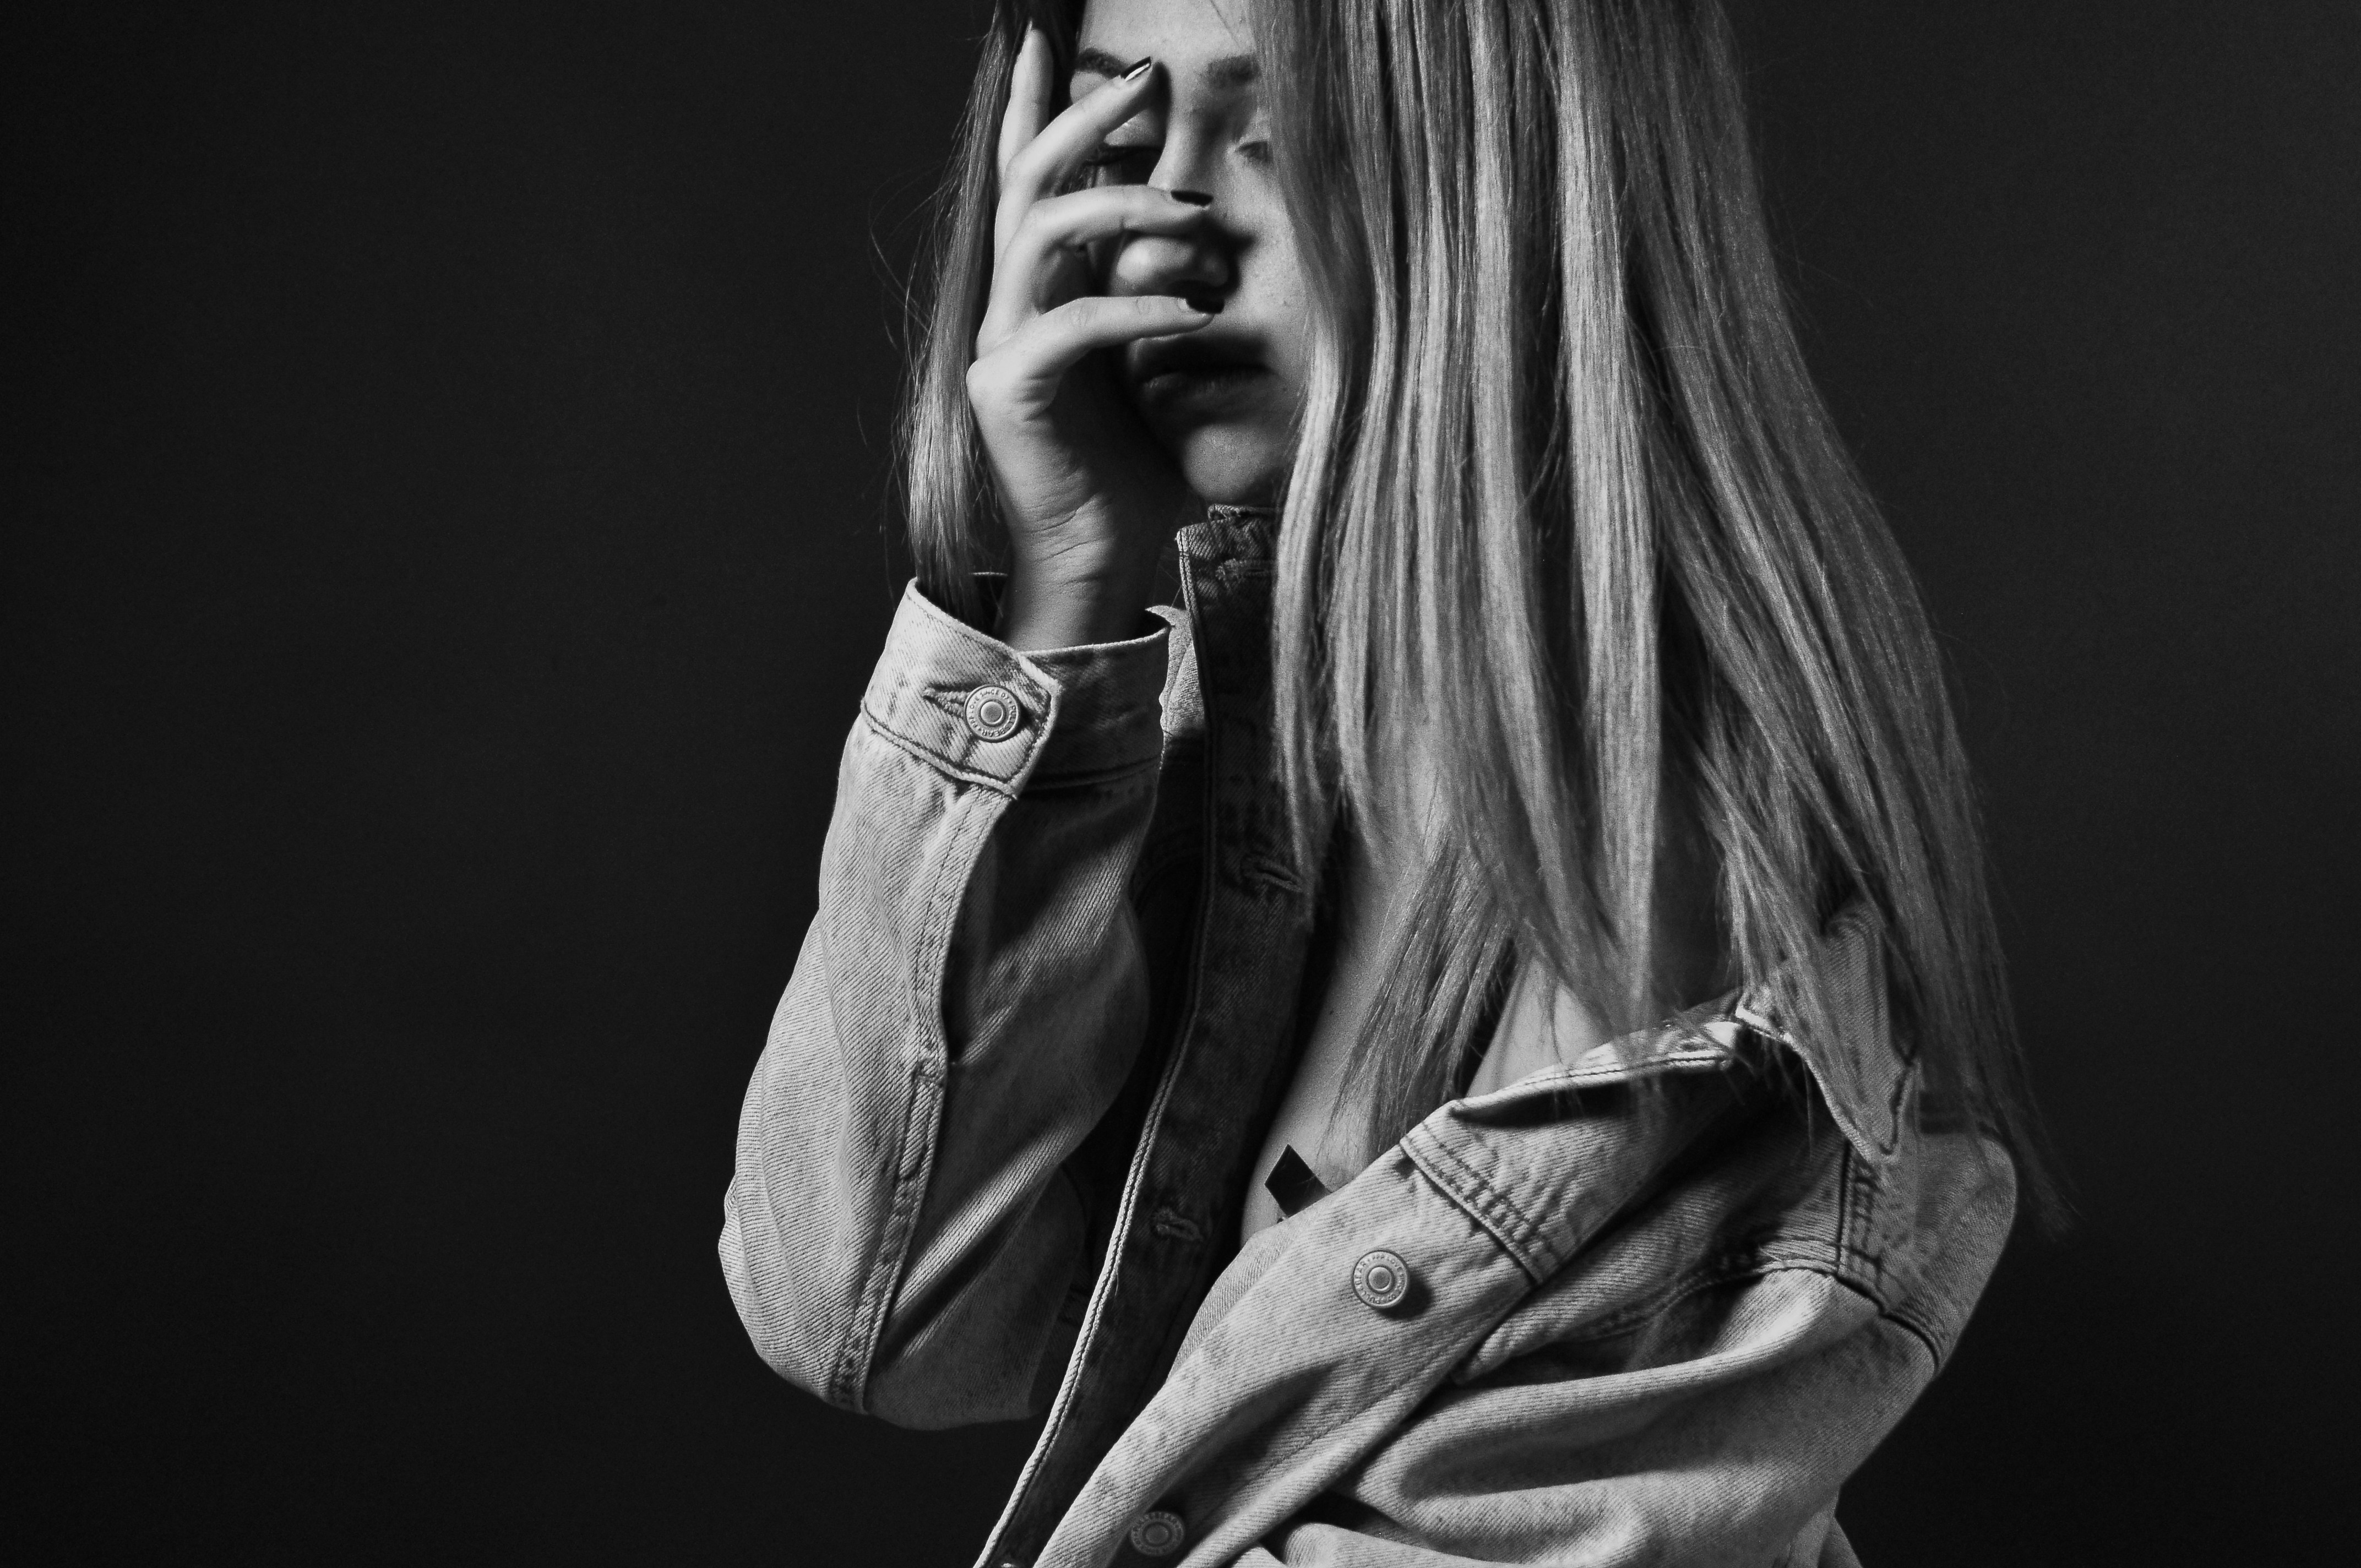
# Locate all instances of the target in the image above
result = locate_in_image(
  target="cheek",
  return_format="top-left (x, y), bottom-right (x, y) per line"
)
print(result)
top-left (1247, 239), bottom-right (1314, 388)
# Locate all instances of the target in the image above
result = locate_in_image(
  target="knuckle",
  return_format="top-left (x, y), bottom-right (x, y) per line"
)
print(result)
top-left (1003, 140), bottom-right (1049, 192)
top-left (1011, 197), bottom-right (1085, 258)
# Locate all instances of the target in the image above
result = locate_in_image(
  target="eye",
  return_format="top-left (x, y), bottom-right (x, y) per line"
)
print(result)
top-left (1085, 143), bottom-right (1161, 186)
top-left (1236, 137), bottom-right (1273, 169)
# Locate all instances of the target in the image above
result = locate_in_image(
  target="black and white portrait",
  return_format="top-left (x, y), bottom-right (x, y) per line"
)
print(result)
top-left (10, 2), bottom-right (2353, 1562)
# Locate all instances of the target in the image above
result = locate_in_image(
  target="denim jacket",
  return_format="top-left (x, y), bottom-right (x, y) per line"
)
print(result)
top-left (720, 510), bottom-right (2016, 1568)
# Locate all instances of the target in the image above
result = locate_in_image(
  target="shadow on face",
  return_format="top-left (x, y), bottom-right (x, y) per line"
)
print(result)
top-left (1074, 0), bottom-right (1309, 506)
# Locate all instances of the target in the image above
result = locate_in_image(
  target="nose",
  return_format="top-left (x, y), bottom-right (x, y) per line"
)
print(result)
top-left (1107, 209), bottom-right (1232, 305)
top-left (1107, 133), bottom-right (1236, 304)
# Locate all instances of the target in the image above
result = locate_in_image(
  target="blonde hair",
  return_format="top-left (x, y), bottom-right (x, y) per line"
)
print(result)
top-left (899, 0), bottom-right (2053, 1217)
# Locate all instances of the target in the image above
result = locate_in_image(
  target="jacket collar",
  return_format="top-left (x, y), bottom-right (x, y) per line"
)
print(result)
top-left (1182, 504), bottom-right (1281, 565)
top-left (1727, 904), bottom-right (1916, 1162)
top-left (1451, 908), bottom-right (1914, 1166)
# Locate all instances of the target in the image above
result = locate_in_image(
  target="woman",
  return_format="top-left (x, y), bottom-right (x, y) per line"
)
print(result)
top-left (722, 1), bottom-right (2049, 1562)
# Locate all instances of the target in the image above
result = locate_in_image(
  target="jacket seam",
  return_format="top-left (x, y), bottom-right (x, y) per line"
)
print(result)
top-left (1448, 1049), bottom-right (1734, 1120)
top-left (1403, 1126), bottom-right (1551, 1281)
top-left (1884, 1298), bottom-right (1951, 1368)
top-left (858, 703), bottom-right (1030, 799)
top-left (1838, 1142), bottom-right (1894, 1304)
top-left (971, 557), bottom-right (1225, 1568)
top-left (1834, 1141), bottom-right (1856, 1275)
top-left (833, 1059), bottom-right (944, 1410)
top-left (830, 790), bottom-right (993, 1411)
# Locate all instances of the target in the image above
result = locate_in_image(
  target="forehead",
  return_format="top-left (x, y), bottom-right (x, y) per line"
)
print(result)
top-left (1075, 0), bottom-right (1257, 84)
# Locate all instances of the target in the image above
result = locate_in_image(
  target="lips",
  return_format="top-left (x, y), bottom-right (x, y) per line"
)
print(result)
top-left (1125, 334), bottom-right (1268, 409)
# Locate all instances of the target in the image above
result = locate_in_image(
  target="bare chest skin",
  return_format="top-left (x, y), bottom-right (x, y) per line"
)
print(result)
top-left (1236, 799), bottom-right (1724, 1244)
top-left (1237, 861), bottom-right (1620, 1244)
top-left (1238, 829), bottom-right (1399, 1241)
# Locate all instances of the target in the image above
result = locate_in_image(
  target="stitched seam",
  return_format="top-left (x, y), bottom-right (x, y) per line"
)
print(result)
top-left (920, 677), bottom-right (1051, 719)
top-left (1834, 1140), bottom-right (1856, 1271)
top-left (1404, 1126), bottom-right (1549, 1280)
top-left (859, 704), bottom-right (1024, 798)
top-left (1842, 1146), bottom-right (1890, 1298)
top-left (1451, 1049), bottom-right (1730, 1118)
top-left (1885, 1301), bottom-right (1945, 1368)
top-left (832, 1061), bottom-right (941, 1409)
top-left (830, 791), bottom-right (987, 1409)
top-left (972, 553), bottom-right (1225, 1568)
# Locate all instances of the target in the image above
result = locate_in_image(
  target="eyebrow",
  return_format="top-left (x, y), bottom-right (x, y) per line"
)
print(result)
top-left (1073, 46), bottom-right (1260, 91)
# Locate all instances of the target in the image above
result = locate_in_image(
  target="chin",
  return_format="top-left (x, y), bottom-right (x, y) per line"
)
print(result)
top-left (1165, 425), bottom-right (1293, 510)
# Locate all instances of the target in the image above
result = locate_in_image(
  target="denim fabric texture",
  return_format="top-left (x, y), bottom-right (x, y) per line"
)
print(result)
top-left (720, 510), bottom-right (2015, 1568)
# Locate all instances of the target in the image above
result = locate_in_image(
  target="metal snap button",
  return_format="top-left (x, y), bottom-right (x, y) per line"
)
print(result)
top-left (1127, 1509), bottom-right (1186, 1558)
top-left (1352, 1248), bottom-right (1412, 1313)
top-left (963, 684), bottom-right (1022, 742)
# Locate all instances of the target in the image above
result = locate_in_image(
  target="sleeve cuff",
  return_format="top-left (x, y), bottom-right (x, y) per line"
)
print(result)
top-left (858, 580), bottom-right (1169, 796)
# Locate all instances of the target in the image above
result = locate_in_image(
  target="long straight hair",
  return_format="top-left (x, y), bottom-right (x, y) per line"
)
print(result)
top-left (899, 0), bottom-right (2054, 1218)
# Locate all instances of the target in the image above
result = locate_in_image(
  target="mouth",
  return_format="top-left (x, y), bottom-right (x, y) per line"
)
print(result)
top-left (1125, 335), bottom-right (1270, 412)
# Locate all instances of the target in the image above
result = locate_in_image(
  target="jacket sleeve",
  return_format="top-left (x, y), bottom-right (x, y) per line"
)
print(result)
top-left (1237, 1113), bottom-right (2016, 1568)
top-left (1026, 1030), bottom-right (2014, 1568)
top-left (719, 581), bottom-right (1173, 1429)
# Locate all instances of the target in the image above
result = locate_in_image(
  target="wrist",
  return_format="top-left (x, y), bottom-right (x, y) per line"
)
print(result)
top-left (996, 556), bottom-right (1158, 650)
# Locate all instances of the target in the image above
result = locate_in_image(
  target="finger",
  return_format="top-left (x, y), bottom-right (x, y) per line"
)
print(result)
top-left (985, 186), bottom-right (1212, 327)
top-left (997, 56), bottom-right (1157, 249)
top-left (995, 25), bottom-right (1052, 182)
top-left (978, 294), bottom-right (1215, 402)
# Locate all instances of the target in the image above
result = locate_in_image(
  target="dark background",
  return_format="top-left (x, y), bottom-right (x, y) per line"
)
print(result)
top-left (8, 1), bottom-right (2355, 1561)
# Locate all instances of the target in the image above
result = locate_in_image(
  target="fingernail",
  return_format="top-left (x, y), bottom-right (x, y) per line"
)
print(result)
top-left (1121, 56), bottom-right (1154, 80)
top-left (1166, 188), bottom-right (1214, 206)
top-left (1180, 292), bottom-right (1223, 315)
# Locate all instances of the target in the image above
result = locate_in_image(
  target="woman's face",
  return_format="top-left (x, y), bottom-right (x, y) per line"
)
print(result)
top-left (1075, 0), bottom-right (1308, 507)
